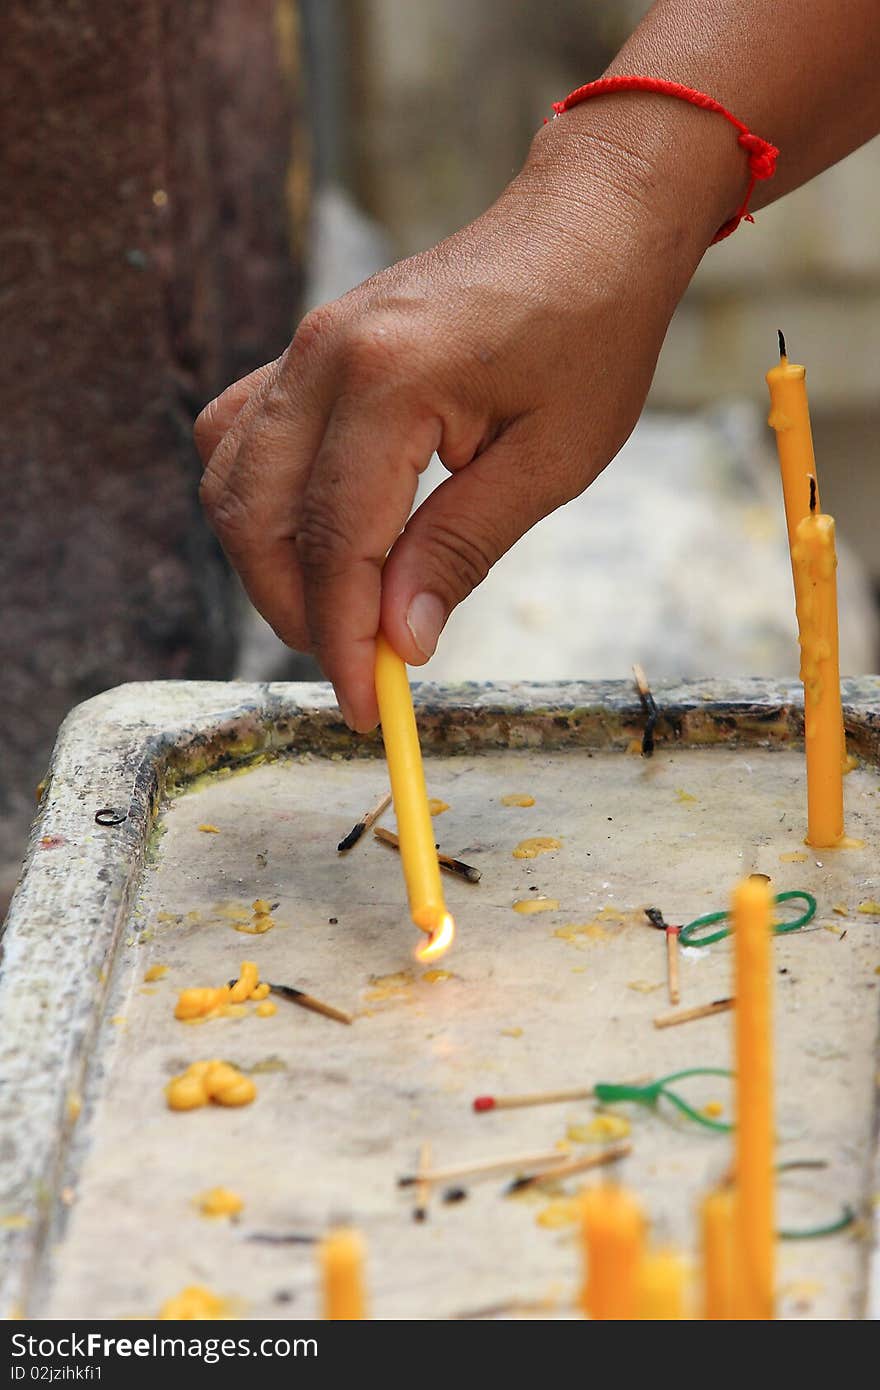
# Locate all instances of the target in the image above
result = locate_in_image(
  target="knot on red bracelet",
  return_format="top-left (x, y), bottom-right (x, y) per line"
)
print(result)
top-left (737, 131), bottom-right (778, 181)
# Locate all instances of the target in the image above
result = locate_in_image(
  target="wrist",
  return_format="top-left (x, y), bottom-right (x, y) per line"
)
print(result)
top-left (523, 89), bottom-right (749, 274)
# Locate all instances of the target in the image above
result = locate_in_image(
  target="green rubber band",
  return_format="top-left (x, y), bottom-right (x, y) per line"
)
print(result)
top-left (778, 1204), bottom-right (856, 1240)
top-left (679, 890), bottom-right (817, 948)
top-left (593, 1067), bottom-right (733, 1133)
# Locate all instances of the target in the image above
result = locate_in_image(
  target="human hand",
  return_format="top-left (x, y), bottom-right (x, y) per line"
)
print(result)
top-left (196, 98), bottom-right (742, 730)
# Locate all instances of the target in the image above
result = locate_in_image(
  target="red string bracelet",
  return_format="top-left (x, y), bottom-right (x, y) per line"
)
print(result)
top-left (551, 76), bottom-right (778, 243)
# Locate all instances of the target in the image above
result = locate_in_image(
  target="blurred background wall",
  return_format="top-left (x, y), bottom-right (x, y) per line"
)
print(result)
top-left (2, 0), bottom-right (878, 901)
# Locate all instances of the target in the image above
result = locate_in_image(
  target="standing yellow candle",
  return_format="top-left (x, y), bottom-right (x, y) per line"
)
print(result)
top-left (731, 877), bottom-right (774, 1320)
top-left (701, 1187), bottom-right (734, 1319)
top-left (636, 1249), bottom-right (686, 1320)
top-left (374, 633), bottom-right (453, 959)
top-left (580, 1185), bottom-right (644, 1320)
top-left (319, 1227), bottom-right (367, 1320)
top-left (766, 331), bottom-right (820, 564)
top-left (791, 502), bottom-right (845, 848)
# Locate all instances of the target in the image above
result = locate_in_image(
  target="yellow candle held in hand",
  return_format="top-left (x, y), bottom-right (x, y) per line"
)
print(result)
top-left (731, 877), bottom-right (774, 1321)
top-left (792, 496), bottom-right (845, 848)
top-left (766, 330), bottom-right (820, 565)
top-left (636, 1249), bottom-right (686, 1320)
top-left (580, 1185), bottom-right (644, 1320)
top-left (319, 1227), bottom-right (367, 1320)
top-left (701, 1187), bottom-right (734, 1320)
top-left (374, 633), bottom-right (454, 961)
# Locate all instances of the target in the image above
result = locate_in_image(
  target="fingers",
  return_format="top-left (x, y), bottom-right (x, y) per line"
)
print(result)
top-left (297, 393), bottom-right (443, 730)
top-left (380, 414), bottom-right (582, 664)
top-left (193, 359), bottom-right (282, 466)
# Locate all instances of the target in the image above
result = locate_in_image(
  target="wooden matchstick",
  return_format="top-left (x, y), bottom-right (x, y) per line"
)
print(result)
top-left (473, 1086), bottom-right (595, 1113)
top-left (397, 1146), bottom-right (566, 1188)
top-left (414, 1141), bottom-right (432, 1223)
top-left (505, 1142), bottom-right (632, 1193)
top-left (337, 790), bottom-right (392, 852)
top-left (374, 826), bottom-right (481, 883)
top-left (667, 925), bottom-right (681, 1005)
top-left (653, 997), bottom-right (733, 1030)
top-left (632, 663), bottom-right (659, 756)
top-left (267, 983), bottom-right (354, 1026)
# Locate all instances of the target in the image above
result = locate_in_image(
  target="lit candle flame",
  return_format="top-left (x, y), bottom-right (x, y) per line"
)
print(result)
top-left (415, 912), bottom-right (455, 963)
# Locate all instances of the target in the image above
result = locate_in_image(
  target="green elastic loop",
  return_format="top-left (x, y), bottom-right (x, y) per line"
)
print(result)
top-left (679, 889), bottom-right (817, 948)
top-left (778, 1204), bottom-right (856, 1240)
top-left (593, 1067), bottom-right (733, 1133)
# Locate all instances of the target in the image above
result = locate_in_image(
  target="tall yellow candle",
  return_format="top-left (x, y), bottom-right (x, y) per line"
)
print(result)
top-left (731, 877), bottom-right (774, 1321)
top-left (580, 1185), bottom-right (644, 1320)
top-left (636, 1249), bottom-right (685, 1320)
top-left (319, 1227), bottom-right (367, 1320)
top-left (766, 331), bottom-right (820, 564)
top-left (791, 506), bottom-right (845, 848)
top-left (374, 633), bottom-right (453, 958)
top-left (701, 1187), bottom-right (734, 1319)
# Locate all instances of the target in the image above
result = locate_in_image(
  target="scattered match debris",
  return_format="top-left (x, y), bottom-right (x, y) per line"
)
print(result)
top-left (653, 997), bottom-right (733, 1030)
top-left (442, 1187), bottom-right (468, 1205)
top-left (414, 1141), bottom-right (432, 1223)
top-left (398, 1146), bottom-right (567, 1188)
top-left (632, 663), bottom-right (659, 756)
top-left (645, 907), bottom-right (681, 1005)
top-left (337, 791), bottom-right (392, 853)
top-left (228, 979), bottom-right (353, 1026)
top-left (374, 827), bottom-right (481, 883)
top-left (505, 1142), bottom-right (632, 1194)
top-left (247, 1232), bottom-right (318, 1245)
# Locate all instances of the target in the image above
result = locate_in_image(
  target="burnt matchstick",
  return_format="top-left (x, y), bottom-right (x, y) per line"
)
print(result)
top-left (337, 790), bottom-right (392, 853)
top-left (397, 1146), bottom-right (566, 1188)
top-left (653, 996), bottom-right (733, 1030)
top-left (228, 979), bottom-right (353, 1026)
top-left (632, 663), bottom-right (659, 757)
top-left (505, 1142), bottom-right (632, 1194)
top-left (413, 1141), bottom-right (432, 1223)
top-left (373, 826), bottom-right (481, 883)
top-left (644, 907), bottom-right (681, 1006)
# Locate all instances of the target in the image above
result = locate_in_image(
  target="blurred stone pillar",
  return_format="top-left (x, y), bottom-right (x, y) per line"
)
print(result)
top-left (0, 0), bottom-right (308, 883)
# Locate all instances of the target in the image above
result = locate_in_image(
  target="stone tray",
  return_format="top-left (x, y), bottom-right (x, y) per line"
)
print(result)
top-left (2, 678), bottom-right (879, 1319)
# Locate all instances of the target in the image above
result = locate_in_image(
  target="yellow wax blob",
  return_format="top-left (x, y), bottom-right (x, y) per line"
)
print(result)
top-left (628, 980), bottom-right (663, 993)
top-left (251, 982), bottom-right (271, 1001)
top-left (143, 964), bottom-right (168, 982)
top-left (501, 794), bottom-right (535, 807)
top-left (234, 899), bottom-right (275, 935)
top-left (536, 1197), bottom-right (582, 1229)
top-left (364, 970), bottom-right (413, 1003)
top-left (857, 901), bottom-right (880, 915)
top-left (567, 1115), bottom-right (631, 1145)
top-left (422, 969), bottom-right (453, 983)
top-left (175, 986), bottom-right (231, 1021)
top-left (159, 1285), bottom-right (230, 1320)
top-left (555, 922), bottom-right (611, 945)
top-left (197, 1187), bottom-right (244, 1218)
top-left (675, 789), bottom-right (697, 804)
top-left (428, 799), bottom-right (449, 816)
top-left (166, 1060), bottom-right (257, 1110)
top-left (702, 1100), bottom-right (724, 1119)
top-left (255, 1001), bottom-right (277, 1017)
top-left (512, 837), bottom-right (561, 860)
top-left (500, 1026), bottom-right (523, 1037)
top-left (229, 961), bottom-right (259, 1003)
top-left (779, 851), bottom-right (808, 863)
top-left (198, 824), bottom-right (221, 835)
top-left (512, 898), bottom-right (559, 915)
top-left (66, 1092), bottom-right (82, 1123)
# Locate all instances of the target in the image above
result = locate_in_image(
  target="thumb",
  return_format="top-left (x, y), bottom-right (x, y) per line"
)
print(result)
top-left (380, 415), bottom-right (578, 664)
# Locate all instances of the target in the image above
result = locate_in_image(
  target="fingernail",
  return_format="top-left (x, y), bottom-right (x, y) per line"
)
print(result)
top-left (337, 692), bottom-right (356, 729)
top-left (405, 593), bottom-right (446, 659)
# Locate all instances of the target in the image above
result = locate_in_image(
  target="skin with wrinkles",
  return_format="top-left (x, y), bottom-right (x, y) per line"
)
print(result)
top-left (195, 0), bottom-right (880, 732)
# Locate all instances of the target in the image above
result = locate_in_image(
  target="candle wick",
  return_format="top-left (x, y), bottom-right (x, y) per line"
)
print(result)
top-left (808, 474), bottom-right (817, 514)
top-left (777, 328), bottom-right (787, 360)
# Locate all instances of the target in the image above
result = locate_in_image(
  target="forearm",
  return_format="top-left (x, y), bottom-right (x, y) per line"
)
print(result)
top-left (528, 0), bottom-right (880, 265)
